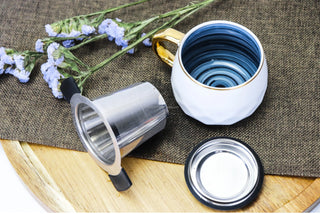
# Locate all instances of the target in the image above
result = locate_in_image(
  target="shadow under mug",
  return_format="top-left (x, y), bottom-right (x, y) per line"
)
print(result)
top-left (152, 20), bottom-right (268, 125)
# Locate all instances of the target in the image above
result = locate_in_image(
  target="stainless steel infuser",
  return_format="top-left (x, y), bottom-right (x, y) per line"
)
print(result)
top-left (61, 78), bottom-right (169, 191)
top-left (184, 137), bottom-right (264, 210)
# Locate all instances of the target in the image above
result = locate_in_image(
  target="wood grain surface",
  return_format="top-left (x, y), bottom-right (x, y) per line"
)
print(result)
top-left (1, 139), bottom-right (319, 212)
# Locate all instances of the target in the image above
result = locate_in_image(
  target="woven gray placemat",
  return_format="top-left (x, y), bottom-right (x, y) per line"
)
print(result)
top-left (0, 0), bottom-right (319, 177)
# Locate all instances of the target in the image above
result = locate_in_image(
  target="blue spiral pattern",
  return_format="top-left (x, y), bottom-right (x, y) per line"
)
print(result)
top-left (181, 23), bottom-right (261, 88)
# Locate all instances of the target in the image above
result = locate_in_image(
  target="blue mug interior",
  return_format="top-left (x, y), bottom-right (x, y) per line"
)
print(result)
top-left (181, 22), bottom-right (261, 88)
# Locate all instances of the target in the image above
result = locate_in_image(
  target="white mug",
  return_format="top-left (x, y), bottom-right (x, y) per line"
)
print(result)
top-left (152, 20), bottom-right (268, 125)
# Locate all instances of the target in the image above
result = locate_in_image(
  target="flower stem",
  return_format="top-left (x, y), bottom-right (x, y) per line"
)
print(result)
top-left (23, 51), bottom-right (45, 57)
top-left (68, 34), bottom-right (108, 51)
top-left (84, 0), bottom-right (152, 17)
top-left (170, 0), bottom-right (216, 27)
top-left (77, 0), bottom-right (216, 88)
top-left (54, 0), bottom-right (151, 23)
top-left (78, 24), bottom-right (172, 87)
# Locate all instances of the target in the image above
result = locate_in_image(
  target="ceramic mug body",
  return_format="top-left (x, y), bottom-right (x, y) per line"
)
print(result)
top-left (153, 20), bottom-right (268, 125)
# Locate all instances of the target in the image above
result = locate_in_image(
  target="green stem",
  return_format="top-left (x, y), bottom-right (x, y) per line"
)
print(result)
top-left (123, 0), bottom-right (213, 40)
top-left (168, 0), bottom-right (215, 28)
top-left (76, 0), bottom-right (216, 88)
top-left (68, 34), bottom-right (108, 51)
top-left (77, 18), bottom-right (185, 86)
top-left (86, 0), bottom-right (151, 17)
top-left (23, 51), bottom-right (45, 57)
top-left (54, 0), bottom-right (151, 24)
top-left (146, 0), bottom-right (215, 21)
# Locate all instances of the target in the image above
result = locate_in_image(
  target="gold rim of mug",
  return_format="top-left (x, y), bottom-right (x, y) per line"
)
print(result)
top-left (178, 20), bottom-right (265, 91)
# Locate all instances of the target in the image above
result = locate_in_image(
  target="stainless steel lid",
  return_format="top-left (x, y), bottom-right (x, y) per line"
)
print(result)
top-left (184, 137), bottom-right (264, 210)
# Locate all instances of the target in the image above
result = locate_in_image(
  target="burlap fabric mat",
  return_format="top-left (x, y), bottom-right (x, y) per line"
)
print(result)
top-left (0, 0), bottom-right (319, 177)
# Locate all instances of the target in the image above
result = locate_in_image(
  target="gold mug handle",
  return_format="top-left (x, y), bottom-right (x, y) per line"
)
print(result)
top-left (152, 28), bottom-right (185, 67)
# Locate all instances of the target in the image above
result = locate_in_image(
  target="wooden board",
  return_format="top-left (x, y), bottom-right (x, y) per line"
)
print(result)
top-left (1, 139), bottom-right (320, 212)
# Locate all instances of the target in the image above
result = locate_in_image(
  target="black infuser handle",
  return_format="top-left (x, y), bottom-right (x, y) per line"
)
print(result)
top-left (60, 77), bottom-right (81, 103)
top-left (109, 168), bottom-right (132, 191)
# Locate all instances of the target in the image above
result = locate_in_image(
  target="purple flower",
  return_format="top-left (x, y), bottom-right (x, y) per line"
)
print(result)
top-left (41, 62), bottom-right (61, 82)
top-left (35, 39), bottom-right (44, 53)
top-left (120, 40), bottom-right (135, 54)
top-left (98, 19), bottom-right (113, 34)
top-left (68, 30), bottom-right (81, 38)
top-left (11, 69), bottom-right (30, 83)
top-left (13, 55), bottom-right (25, 71)
top-left (41, 61), bottom-right (64, 99)
top-left (50, 78), bottom-right (64, 98)
top-left (0, 47), bottom-right (16, 76)
top-left (109, 22), bottom-right (122, 39)
top-left (0, 48), bottom-right (14, 65)
top-left (81, 25), bottom-right (95, 36)
top-left (98, 18), bottom-right (125, 41)
top-left (55, 30), bottom-right (80, 47)
top-left (47, 42), bottom-right (60, 57)
top-left (141, 33), bottom-right (152, 47)
top-left (98, 18), bottom-right (134, 53)
top-left (2, 55), bottom-right (14, 65)
top-left (42, 42), bottom-right (66, 98)
top-left (0, 47), bottom-right (6, 57)
top-left (4, 67), bottom-right (15, 75)
top-left (0, 61), bottom-right (5, 75)
top-left (8, 55), bottom-right (31, 83)
top-left (115, 36), bottom-right (126, 47)
top-left (47, 42), bottom-right (64, 66)
top-left (62, 40), bottom-right (75, 48)
top-left (45, 24), bottom-right (58, 37)
top-left (127, 48), bottom-right (135, 54)
top-left (57, 32), bottom-right (68, 38)
top-left (115, 28), bottom-right (125, 43)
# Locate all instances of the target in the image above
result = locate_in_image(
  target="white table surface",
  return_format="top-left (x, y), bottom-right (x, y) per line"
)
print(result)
top-left (1, 142), bottom-right (320, 213)
top-left (0, 143), bottom-right (47, 212)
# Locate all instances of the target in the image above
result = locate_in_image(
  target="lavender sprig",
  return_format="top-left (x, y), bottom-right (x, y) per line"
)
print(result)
top-left (38, 0), bottom-right (216, 95)
top-left (0, 0), bottom-right (216, 98)
top-left (0, 47), bottom-right (42, 83)
top-left (72, 0), bottom-right (217, 90)
top-left (40, 42), bottom-right (90, 98)
top-left (43, 0), bottom-right (151, 49)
